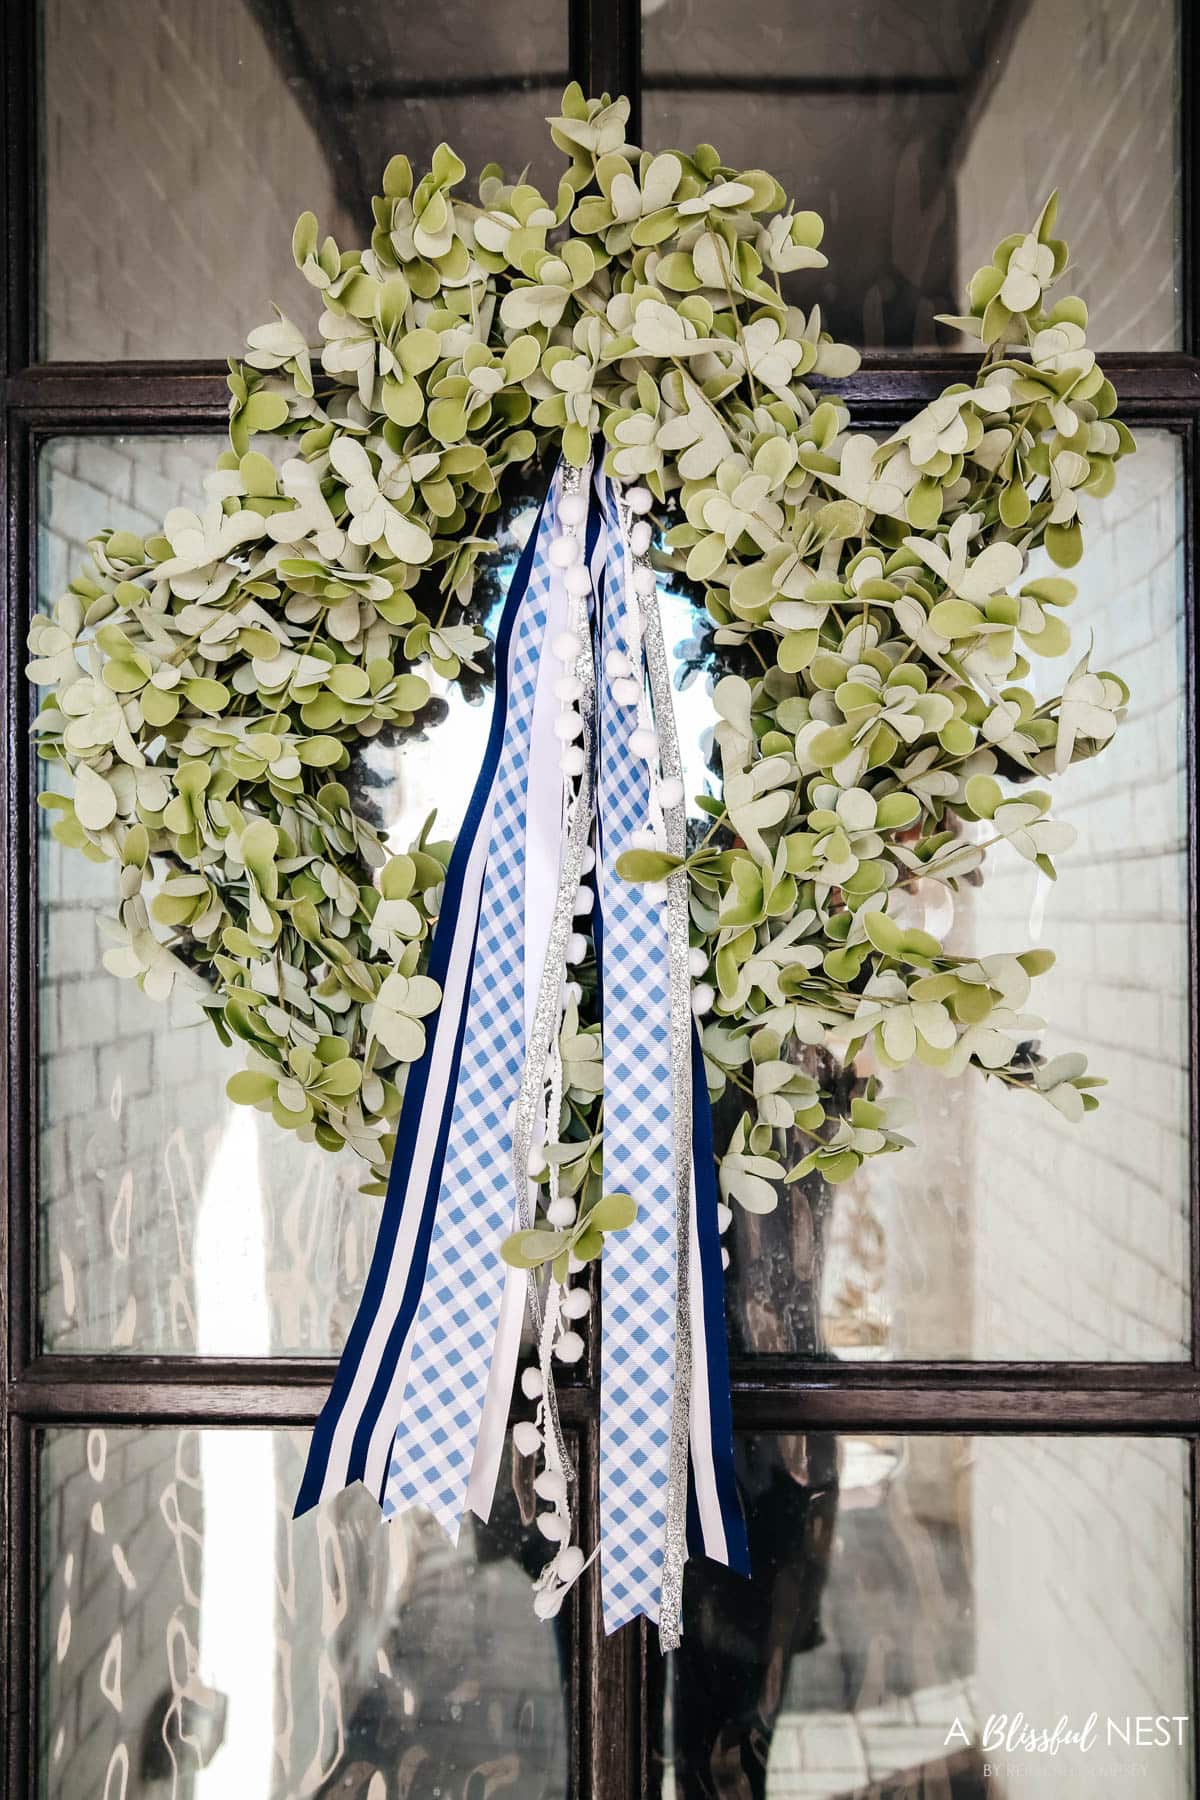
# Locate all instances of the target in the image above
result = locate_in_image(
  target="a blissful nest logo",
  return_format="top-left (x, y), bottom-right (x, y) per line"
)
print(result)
top-left (946, 1710), bottom-right (1190, 1779)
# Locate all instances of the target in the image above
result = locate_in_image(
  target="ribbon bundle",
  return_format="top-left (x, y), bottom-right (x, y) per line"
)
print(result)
top-left (296, 459), bottom-right (747, 1642)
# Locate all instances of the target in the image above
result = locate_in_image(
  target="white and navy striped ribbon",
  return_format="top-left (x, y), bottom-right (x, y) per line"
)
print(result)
top-left (294, 477), bottom-right (563, 1520)
top-left (295, 458), bottom-right (747, 1636)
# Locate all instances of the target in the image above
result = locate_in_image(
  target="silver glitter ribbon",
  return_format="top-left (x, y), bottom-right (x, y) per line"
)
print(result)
top-left (615, 489), bottom-right (694, 1651)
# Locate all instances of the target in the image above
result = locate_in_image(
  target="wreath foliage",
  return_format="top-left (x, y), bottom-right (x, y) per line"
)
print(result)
top-left (28, 86), bottom-right (1133, 1217)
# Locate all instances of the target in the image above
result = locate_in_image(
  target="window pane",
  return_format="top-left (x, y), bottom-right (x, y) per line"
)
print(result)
top-left (39, 0), bottom-right (569, 360)
top-left (653, 1433), bottom-right (1192, 1797)
top-left (38, 1426), bottom-right (571, 1797)
top-left (641, 0), bottom-right (1181, 348)
top-left (678, 429), bottom-right (1189, 1361)
top-left (36, 435), bottom-right (527, 1353)
top-left (39, 414), bottom-right (1189, 1368)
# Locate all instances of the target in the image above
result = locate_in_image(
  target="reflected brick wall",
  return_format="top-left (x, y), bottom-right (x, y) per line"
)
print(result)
top-left (955, 0), bottom-right (1179, 352)
top-left (966, 432), bottom-right (1189, 1363)
top-left (972, 1436), bottom-right (1191, 1800)
top-left (41, 1428), bottom-right (209, 1800)
top-left (38, 435), bottom-right (233, 1356)
top-left (41, 0), bottom-right (353, 359)
top-left (820, 434), bottom-right (1188, 1369)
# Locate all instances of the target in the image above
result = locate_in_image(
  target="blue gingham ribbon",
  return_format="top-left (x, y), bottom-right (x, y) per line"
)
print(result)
top-left (296, 459), bottom-right (746, 1637)
top-left (593, 479), bottom-right (682, 1629)
top-left (592, 473), bottom-right (747, 1632)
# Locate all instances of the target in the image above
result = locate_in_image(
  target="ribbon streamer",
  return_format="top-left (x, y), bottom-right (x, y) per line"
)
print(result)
top-left (297, 456), bottom-right (747, 1639)
top-left (625, 479), bottom-right (696, 1648)
top-left (593, 478), bottom-right (681, 1633)
top-left (294, 483), bottom-right (556, 1518)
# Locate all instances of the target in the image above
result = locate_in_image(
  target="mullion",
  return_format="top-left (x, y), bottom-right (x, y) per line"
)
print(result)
top-left (0, 12), bottom-right (35, 1795)
top-left (7, 352), bottom-right (1200, 416)
top-left (12, 1366), bottom-right (1200, 1427)
top-left (569, 0), bottom-right (641, 136)
top-left (3, 1417), bottom-right (35, 1800)
top-left (1193, 1441), bottom-right (1200, 1800)
top-left (1184, 0), bottom-right (1200, 358)
top-left (4, 402), bottom-right (40, 1395)
top-left (0, 0), bottom-right (35, 377)
top-left (1184, 411), bottom-right (1200, 1371)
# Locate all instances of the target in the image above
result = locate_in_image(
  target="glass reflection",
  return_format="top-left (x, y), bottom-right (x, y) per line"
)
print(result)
top-left (39, 0), bottom-right (569, 360)
top-left (36, 437), bottom-right (547, 1356)
top-left (663, 430), bottom-right (1189, 1363)
top-left (652, 1434), bottom-right (1191, 1799)
top-left (39, 1427), bottom-right (571, 1799)
top-left (641, 0), bottom-right (1180, 348)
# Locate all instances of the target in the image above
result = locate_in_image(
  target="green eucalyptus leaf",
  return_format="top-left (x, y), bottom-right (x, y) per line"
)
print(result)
top-left (586, 1191), bottom-right (637, 1233)
top-left (615, 849), bottom-right (683, 883)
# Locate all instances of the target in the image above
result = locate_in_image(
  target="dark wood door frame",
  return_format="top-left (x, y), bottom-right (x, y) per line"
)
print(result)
top-left (3, 2), bottom-right (1199, 1795)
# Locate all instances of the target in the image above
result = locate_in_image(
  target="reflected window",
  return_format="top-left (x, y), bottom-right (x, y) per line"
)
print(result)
top-left (653, 1433), bottom-right (1191, 1798)
top-left (662, 431), bottom-right (1190, 1362)
top-left (35, 436), bottom-right (545, 1355)
top-left (641, 0), bottom-right (1181, 348)
top-left (39, 1427), bottom-right (571, 1797)
top-left (39, 0), bottom-right (569, 359)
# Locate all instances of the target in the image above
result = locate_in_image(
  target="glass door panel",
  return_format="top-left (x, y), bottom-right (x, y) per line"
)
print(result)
top-left (653, 1433), bottom-right (1192, 1798)
top-left (640, 0), bottom-right (1182, 348)
top-left (38, 1426), bottom-right (575, 1798)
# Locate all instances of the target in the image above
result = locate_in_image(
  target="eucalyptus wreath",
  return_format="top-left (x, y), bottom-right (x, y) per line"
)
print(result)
top-left (28, 86), bottom-right (1132, 1232)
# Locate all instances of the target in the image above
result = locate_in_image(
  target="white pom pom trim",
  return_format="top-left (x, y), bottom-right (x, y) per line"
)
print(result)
top-left (535, 1468), bottom-right (569, 1504)
top-left (554, 1330), bottom-right (585, 1365)
top-left (513, 1420), bottom-right (542, 1457)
